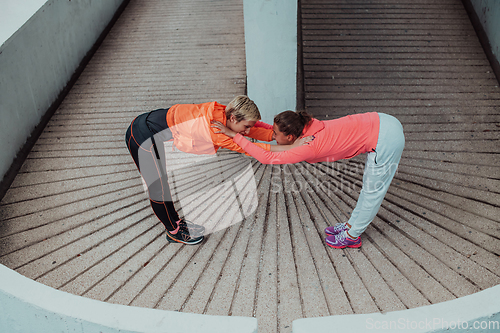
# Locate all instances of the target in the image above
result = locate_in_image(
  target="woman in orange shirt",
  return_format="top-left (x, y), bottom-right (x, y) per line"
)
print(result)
top-left (126, 96), bottom-right (276, 245)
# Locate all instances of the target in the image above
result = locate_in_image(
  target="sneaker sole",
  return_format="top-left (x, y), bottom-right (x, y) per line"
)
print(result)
top-left (326, 240), bottom-right (362, 249)
top-left (166, 234), bottom-right (204, 245)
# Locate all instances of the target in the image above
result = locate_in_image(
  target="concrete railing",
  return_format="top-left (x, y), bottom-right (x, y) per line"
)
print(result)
top-left (0, 0), bottom-right (126, 186)
top-left (294, 285), bottom-right (500, 332)
top-left (467, 0), bottom-right (500, 65)
top-left (463, 0), bottom-right (500, 81)
top-left (2, 262), bottom-right (499, 333)
top-left (0, 264), bottom-right (258, 333)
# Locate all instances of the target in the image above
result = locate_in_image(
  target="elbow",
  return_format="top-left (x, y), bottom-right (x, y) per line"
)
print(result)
top-left (253, 157), bottom-right (273, 164)
top-left (260, 158), bottom-right (280, 165)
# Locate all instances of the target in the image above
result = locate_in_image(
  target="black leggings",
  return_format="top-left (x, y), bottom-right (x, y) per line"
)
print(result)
top-left (125, 109), bottom-right (179, 231)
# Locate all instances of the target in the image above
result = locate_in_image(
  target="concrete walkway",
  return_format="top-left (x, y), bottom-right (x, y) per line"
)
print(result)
top-left (0, 0), bottom-right (499, 333)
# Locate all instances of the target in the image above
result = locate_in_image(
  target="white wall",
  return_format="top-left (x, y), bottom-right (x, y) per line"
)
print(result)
top-left (0, 0), bottom-right (125, 183)
top-left (243, 0), bottom-right (298, 126)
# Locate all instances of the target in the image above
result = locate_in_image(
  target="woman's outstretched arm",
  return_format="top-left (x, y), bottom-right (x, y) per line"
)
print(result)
top-left (211, 120), bottom-right (311, 151)
top-left (211, 120), bottom-right (314, 164)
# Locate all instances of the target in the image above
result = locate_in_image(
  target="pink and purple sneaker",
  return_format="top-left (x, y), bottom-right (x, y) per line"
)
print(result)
top-left (324, 223), bottom-right (349, 236)
top-left (325, 231), bottom-right (362, 249)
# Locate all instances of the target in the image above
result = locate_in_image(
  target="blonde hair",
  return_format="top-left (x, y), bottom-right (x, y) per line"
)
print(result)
top-left (225, 95), bottom-right (261, 122)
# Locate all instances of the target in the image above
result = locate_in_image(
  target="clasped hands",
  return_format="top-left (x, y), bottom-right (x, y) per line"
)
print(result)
top-left (210, 120), bottom-right (313, 148)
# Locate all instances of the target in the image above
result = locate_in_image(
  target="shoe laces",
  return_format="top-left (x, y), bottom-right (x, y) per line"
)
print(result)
top-left (334, 223), bottom-right (346, 232)
top-left (334, 231), bottom-right (347, 243)
top-left (179, 219), bottom-right (204, 237)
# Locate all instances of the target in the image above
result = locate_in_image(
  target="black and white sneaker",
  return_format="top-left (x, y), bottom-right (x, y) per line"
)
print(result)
top-left (180, 219), bottom-right (206, 236)
top-left (166, 220), bottom-right (204, 245)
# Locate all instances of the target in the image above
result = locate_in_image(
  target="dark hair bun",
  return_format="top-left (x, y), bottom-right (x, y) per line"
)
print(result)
top-left (297, 111), bottom-right (312, 126)
top-left (274, 110), bottom-right (313, 138)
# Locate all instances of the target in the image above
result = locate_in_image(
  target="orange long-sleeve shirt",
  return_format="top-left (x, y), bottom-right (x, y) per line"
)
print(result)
top-left (166, 101), bottom-right (272, 155)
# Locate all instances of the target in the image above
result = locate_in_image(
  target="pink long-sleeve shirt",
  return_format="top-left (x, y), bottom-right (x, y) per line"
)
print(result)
top-left (233, 112), bottom-right (380, 164)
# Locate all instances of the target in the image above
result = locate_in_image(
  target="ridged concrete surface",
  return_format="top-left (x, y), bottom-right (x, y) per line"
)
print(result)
top-left (1, 0), bottom-right (499, 333)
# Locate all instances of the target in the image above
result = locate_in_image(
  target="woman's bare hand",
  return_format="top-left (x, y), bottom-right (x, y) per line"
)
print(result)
top-left (291, 135), bottom-right (314, 148)
top-left (211, 120), bottom-right (237, 138)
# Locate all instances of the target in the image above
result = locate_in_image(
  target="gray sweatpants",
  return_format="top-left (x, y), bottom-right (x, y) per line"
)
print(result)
top-left (347, 113), bottom-right (405, 238)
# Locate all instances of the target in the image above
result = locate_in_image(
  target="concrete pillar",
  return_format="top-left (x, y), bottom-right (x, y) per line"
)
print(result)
top-left (243, 0), bottom-right (298, 125)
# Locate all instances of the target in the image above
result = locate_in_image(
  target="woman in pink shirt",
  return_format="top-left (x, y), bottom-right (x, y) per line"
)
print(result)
top-left (212, 111), bottom-right (405, 249)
